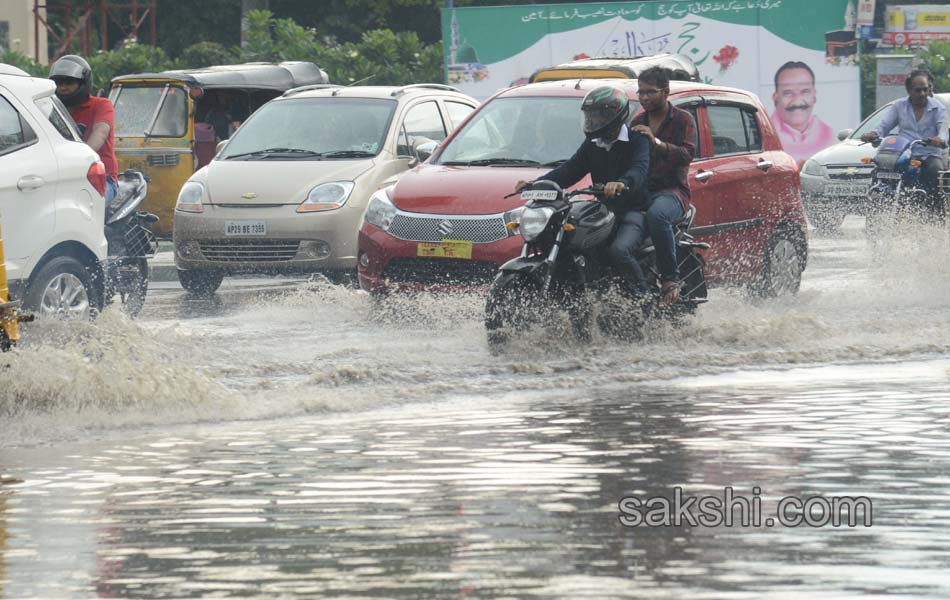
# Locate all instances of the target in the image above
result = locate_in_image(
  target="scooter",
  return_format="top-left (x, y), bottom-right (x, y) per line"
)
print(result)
top-left (102, 170), bottom-right (159, 317)
top-left (484, 181), bottom-right (709, 352)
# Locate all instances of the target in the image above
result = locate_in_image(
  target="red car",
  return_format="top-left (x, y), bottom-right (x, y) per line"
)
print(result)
top-left (358, 78), bottom-right (807, 295)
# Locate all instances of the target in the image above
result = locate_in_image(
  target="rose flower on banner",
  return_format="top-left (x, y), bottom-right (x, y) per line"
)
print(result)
top-left (713, 45), bottom-right (739, 72)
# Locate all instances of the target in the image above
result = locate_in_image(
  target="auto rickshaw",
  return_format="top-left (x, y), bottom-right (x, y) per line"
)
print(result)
top-left (1, 214), bottom-right (33, 351)
top-left (528, 53), bottom-right (700, 84)
top-left (108, 61), bottom-right (330, 237)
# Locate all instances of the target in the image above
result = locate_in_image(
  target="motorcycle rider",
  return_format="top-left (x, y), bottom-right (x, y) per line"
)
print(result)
top-left (514, 85), bottom-right (651, 297)
top-left (49, 55), bottom-right (119, 203)
top-left (860, 69), bottom-right (949, 216)
top-left (628, 66), bottom-right (697, 307)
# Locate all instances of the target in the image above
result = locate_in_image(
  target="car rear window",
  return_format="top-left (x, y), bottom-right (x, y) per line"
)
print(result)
top-left (35, 96), bottom-right (79, 141)
top-left (708, 104), bottom-right (761, 155)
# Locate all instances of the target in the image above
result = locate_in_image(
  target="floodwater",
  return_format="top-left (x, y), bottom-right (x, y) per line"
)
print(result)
top-left (2, 218), bottom-right (950, 598)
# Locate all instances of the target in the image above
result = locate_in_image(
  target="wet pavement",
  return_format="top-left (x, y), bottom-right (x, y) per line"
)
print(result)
top-left (2, 217), bottom-right (950, 598)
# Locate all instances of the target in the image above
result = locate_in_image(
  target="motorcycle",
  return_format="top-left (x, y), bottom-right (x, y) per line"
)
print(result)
top-left (865, 135), bottom-right (945, 236)
top-left (485, 181), bottom-right (709, 352)
top-left (101, 170), bottom-right (159, 317)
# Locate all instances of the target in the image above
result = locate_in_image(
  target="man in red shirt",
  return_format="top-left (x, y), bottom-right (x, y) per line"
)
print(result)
top-left (49, 55), bottom-right (118, 202)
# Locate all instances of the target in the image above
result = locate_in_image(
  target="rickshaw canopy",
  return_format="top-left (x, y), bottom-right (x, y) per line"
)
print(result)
top-left (110, 61), bottom-right (329, 91)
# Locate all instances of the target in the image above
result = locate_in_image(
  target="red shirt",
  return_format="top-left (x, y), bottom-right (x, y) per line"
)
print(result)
top-left (68, 96), bottom-right (118, 179)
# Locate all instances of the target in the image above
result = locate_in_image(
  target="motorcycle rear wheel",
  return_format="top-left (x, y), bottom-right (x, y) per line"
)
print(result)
top-left (118, 259), bottom-right (149, 318)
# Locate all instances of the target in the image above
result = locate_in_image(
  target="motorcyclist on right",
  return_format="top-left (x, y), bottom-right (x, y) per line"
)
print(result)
top-left (860, 69), bottom-right (949, 218)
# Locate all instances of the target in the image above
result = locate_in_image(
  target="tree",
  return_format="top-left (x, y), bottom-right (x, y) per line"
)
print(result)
top-left (916, 41), bottom-right (950, 93)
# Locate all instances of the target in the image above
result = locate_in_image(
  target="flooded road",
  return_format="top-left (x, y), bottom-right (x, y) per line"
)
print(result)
top-left (3, 218), bottom-right (950, 598)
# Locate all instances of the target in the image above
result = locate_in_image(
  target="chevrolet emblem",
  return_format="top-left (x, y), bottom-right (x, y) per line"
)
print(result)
top-left (845, 168), bottom-right (858, 175)
top-left (241, 192), bottom-right (257, 199)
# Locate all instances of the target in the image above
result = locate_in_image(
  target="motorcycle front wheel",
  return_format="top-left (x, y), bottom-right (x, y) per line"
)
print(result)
top-left (484, 272), bottom-right (540, 354)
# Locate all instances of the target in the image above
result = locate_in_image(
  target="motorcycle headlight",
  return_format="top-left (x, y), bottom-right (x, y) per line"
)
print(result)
top-left (519, 206), bottom-right (555, 241)
top-left (364, 186), bottom-right (397, 231)
top-left (176, 181), bottom-right (205, 213)
top-left (801, 159), bottom-right (825, 177)
top-left (503, 206), bottom-right (525, 237)
top-left (298, 181), bottom-right (355, 213)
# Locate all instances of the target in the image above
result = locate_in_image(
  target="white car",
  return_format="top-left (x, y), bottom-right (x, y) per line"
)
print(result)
top-left (0, 64), bottom-right (108, 317)
top-left (800, 93), bottom-right (950, 233)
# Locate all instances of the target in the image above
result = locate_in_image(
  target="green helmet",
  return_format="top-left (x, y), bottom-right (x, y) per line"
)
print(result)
top-left (580, 85), bottom-right (630, 140)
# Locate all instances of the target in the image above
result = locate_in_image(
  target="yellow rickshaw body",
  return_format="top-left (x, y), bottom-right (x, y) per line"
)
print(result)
top-left (1, 216), bottom-right (22, 350)
top-left (109, 62), bottom-right (330, 237)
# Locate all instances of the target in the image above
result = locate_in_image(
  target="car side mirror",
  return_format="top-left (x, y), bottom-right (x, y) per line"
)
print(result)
top-left (837, 128), bottom-right (854, 141)
top-left (414, 140), bottom-right (438, 163)
top-left (408, 137), bottom-right (437, 166)
top-left (215, 140), bottom-right (228, 155)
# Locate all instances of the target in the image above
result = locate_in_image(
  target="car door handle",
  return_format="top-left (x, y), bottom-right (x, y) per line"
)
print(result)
top-left (756, 159), bottom-right (774, 171)
top-left (17, 175), bottom-right (45, 191)
top-left (695, 170), bottom-right (714, 182)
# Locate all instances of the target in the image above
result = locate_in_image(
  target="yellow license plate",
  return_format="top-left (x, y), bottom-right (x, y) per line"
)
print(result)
top-left (417, 239), bottom-right (473, 259)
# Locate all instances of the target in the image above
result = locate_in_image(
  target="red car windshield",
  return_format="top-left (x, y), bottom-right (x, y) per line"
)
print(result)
top-left (436, 96), bottom-right (636, 167)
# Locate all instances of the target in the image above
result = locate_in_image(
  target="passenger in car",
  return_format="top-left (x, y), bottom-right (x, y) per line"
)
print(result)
top-left (514, 85), bottom-right (651, 294)
top-left (629, 66), bottom-right (697, 307)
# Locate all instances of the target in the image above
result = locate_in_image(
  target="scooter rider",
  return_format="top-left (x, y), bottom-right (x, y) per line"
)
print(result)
top-left (49, 55), bottom-right (119, 204)
top-left (514, 85), bottom-right (651, 295)
top-left (860, 69), bottom-right (949, 215)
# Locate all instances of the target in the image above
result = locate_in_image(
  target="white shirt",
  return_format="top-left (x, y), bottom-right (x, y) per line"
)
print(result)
top-left (593, 124), bottom-right (629, 151)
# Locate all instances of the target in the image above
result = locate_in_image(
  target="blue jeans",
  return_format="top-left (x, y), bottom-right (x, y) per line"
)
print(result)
top-left (105, 176), bottom-right (118, 205)
top-left (606, 192), bottom-right (684, 288)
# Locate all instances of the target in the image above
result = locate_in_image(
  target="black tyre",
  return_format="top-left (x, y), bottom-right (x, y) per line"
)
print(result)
top-left (805, 205), bottom-right (846, 235)
top-left (178, 269), bottom-right (224, 296)
top-left (753, 228), bottom-right (805, 297)
top-left (117, 259), bottom-right (149, 318)
top-left (23, 256), bottom-right (98, 319)
top-left (485, 273), bottom-right (538, 354)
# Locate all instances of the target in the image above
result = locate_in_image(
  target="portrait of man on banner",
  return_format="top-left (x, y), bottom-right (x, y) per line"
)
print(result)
top-left (770, 61), bottom-right (837, 166)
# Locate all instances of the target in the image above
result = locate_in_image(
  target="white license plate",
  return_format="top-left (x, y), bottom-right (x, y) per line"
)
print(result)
top-left (877, 172), bottom-right (901, 181)
top-left (824, 182), bottom-right (869, 196)
top-left (225, 220), bottom-right (266, 236)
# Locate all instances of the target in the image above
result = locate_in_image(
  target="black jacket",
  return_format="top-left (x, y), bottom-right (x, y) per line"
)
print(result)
top-left (538, 131), bottom-right (650, 213)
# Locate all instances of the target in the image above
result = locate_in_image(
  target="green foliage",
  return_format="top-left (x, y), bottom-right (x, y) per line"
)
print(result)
top-left (237, 10), bottom-right (443, 85)
top-left (916, 41), bottom-right (950, 94)
top-left (321, 30), bottom-right (444, 85)
top-left (86, 39), bottom-right (173, 92)
top-left (0, 50), bottom-right (48, 78)
top-left (3, 9), bottom-right (444, 94)
top-left (860, 52), bottom-right (876, 120)
top-left (176, 42), bottom-right (239, 69)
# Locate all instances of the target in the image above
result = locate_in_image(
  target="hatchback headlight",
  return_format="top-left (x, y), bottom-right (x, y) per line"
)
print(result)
top-left (364, 186), bottom-right (397, 231)
top-left (801, 159), bottom-right (826, 177)
top-left (519, 206), bottom-right (555, 241)
top-left (298, 181), bottom-right (355, 213)
top-left (176, 181), bottom-right (205, 213)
